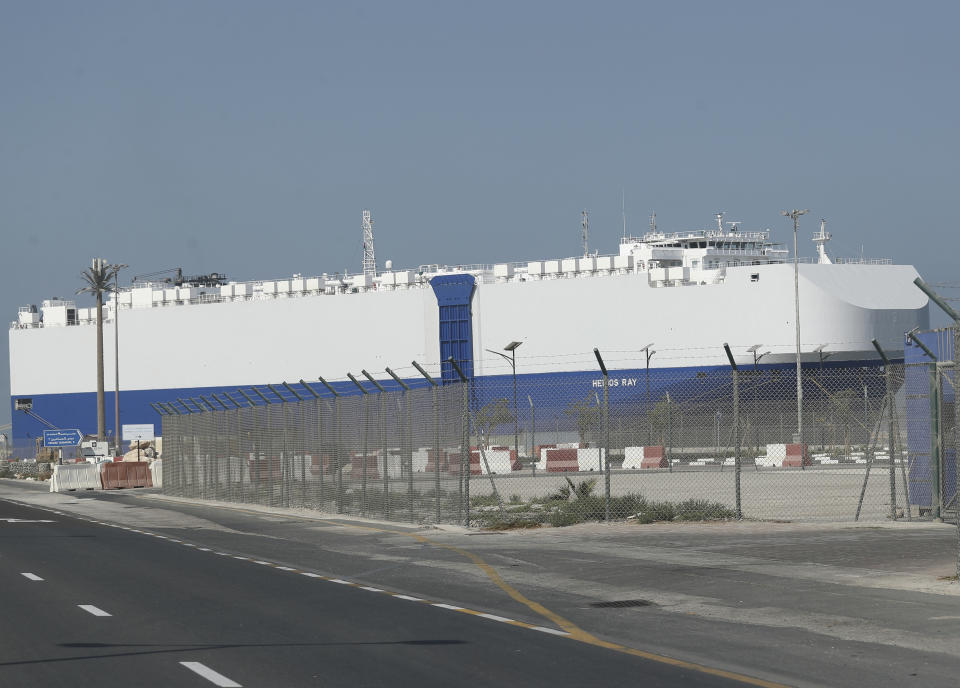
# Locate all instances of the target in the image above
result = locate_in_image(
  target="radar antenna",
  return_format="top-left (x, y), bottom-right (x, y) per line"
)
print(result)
top-left (813, 218), bottom-right (832, 264)
top-left (650, 211), bottom-right (657, 234)
top-left (362, 210), bottom-right (377, 278)
top-left (715, 212), bottom-right (725, 233)
top-left (581, 210), bottom-right (590, 258)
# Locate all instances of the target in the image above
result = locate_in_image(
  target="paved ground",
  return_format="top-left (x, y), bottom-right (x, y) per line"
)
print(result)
top-left (1, 479), bottom-right (958, 687)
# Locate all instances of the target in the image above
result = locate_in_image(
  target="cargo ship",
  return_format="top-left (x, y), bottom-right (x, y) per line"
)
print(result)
top-left (8, 212), bottom-right (929, 448)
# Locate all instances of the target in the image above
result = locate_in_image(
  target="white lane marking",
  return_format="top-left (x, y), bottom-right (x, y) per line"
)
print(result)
top-left (432, 603), bottom-right (465, 611)
top-left (198, 548), bottom-right (212, 552)
top-left (359, 586), bottom-right (384, 592)
top-left (329, 579), bottom-right (352, 585)
top-left (179, 661), bottom-right (242, 687)
top-left (532, 626), bottom-right (569, 636)
top-left (232, 556), bottom-right (249, 560)
top-left (300, 572), bottom-right (322, 578)
top-left (0, 518), bottom-right (55, 523)
top-left (392, 594), bottom-right (425, 602)
top-left (252, 560), bottom-right (272, 565)
top-left (78, 605), bottom-right (112, 617)
top-left (21, 573), bottom-right (44, 581)
top-left (275, 566), bottom-right (296, 571)
top-left (477, 613), bottom-right (514, 623)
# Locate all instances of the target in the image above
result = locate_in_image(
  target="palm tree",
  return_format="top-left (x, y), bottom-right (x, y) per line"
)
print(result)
top-left (77, 258), bottom-right (122, 442)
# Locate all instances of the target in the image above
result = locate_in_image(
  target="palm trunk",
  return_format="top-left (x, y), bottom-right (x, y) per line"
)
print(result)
top-left (96, 291), bottom-right (105, 441)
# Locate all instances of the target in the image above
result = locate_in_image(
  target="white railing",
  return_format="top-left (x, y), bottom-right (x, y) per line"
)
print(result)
top-left (8, 253), bottom-right (897, 329)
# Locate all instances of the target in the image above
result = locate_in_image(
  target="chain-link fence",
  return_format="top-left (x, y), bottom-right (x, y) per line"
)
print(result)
top-left (158, 358), bottom-right (945, 527)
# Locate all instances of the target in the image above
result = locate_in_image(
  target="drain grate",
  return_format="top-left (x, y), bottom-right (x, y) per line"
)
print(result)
top-left (589, 599), bottom-right (652, 608)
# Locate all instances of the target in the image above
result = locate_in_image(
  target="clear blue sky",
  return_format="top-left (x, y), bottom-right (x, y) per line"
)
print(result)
top-left (3, 1), bottom-right (958, 427)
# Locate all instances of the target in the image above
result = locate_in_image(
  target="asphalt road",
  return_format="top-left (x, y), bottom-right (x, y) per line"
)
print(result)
top-left (0, 496), bottom-right (748, 688)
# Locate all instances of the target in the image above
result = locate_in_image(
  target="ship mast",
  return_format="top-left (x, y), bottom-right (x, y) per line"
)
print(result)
top-left (813, 218), bottom-right (832, 264)
top-left (362, 209), bottom-right (377, 278)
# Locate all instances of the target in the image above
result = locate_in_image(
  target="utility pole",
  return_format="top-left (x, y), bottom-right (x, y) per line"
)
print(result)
top-left (782, 209), bottom-right (809, 453)
top-left (112, 264), bottom-right (127, 457)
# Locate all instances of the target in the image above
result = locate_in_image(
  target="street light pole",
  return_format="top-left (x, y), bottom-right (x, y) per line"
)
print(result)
top-left (640, 343), bottom-right (654, 445)
top-left (112, 264), bottom-right (127, 457)
top-left (782, 209), bottom-right (808, 449)
top-left (487, 341), bottom-right (523, 461)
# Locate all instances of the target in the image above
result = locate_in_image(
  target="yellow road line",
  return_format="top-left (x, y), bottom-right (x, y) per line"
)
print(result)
top-left (122, 497), bottom-right (791, 686)
top-left (335, 521), bottom-right (791, 688)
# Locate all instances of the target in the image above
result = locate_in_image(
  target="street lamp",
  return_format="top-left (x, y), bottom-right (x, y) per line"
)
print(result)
top-left (486, 341), bottom-right (522, 461)
top-left (782, 209), bottom-right (808, 446)
top-left (112, 263), bottom-right (128, 457)
top-left (747, 344), bottom-right (771, 371)
top-left (813, 344), bottom-right (834, 369)
top-left (640, 343), bottom-right (655, 444)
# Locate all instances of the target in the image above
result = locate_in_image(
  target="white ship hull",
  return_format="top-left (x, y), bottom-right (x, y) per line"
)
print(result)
top-left (8, 260), bottom-right (927, 447)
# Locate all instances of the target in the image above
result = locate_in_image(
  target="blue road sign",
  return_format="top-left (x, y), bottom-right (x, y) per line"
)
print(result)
top-left (42, 429), bottom-right (84, 447)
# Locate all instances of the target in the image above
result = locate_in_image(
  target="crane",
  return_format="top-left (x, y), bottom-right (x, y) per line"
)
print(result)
top-left (132, 268), bottom-right (227, 287)
top-left (132, 267), bottom-right (183, 285)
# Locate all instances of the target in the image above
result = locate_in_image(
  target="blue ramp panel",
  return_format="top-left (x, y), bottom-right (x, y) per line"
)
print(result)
top-left (430, 274), bottom-right (476, 384)
top-left (904, 329), bottom-right (956, 513)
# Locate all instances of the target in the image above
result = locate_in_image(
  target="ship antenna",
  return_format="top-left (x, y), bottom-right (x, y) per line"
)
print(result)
top-left (581, 210), bottom-right (590, 258)
top-left (362, 209), bottom-right (377, 278)
top-left (650, 211), bottom-right (656, 234)
top-left (813, 218), bottom-right (832, 265)
top-left (716, 212), bottom-right (724, 233)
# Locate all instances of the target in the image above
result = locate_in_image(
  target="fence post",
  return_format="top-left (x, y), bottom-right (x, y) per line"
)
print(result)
top-left (529, 395), bottom-right (536, 476)
top-left (908, 331), bottom-right (941, 519)
top-left (666, 391), bottom-right (673, 469)
top-left (872, 341), bottom-right (898, 520)
top-left (347, 373), bottom-right (370, 516)
top-left (446, 357), bottom-right (471, 526)
top-left (268, 384), bottom-right (292, 508)
top-left (362, 370), bottom-right (390, 520)
top-left (386, 367), bottom-right (413, 523)
top-left (237, 390), bottom-right (260, 503)
top-left (594, 349), bottom-right (611, 523)
top-left (912, 278), bottom-right (960, 569)
top-left (955, 329), bottom-right (960, 578)
top-left (283, 382), bottom-right (307, 507)
top-left (723, 344), bottom-right (742, 520)
top-left (221, 393), bottom-right (242, 504)
top-left (318, 376), bottom-right (342, 514)
top-left (299, 380), bottom-right (322, 508)
top-left (412, 361), bottom-right (440, 522)
top-left (302, 381), bottom-right (327, 509)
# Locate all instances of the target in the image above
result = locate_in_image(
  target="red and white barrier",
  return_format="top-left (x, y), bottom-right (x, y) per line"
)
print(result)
top-left (763, 443), bottom-right (811, 467)
top-left (622, 446), bottom-right (667, 469)
top-left (536, 447), bottom-right (605, 472)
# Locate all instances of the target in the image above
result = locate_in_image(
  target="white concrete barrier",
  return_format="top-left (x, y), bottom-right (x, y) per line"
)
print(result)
top-left (477, 449), bottom-right (513, 475)
top-left (50, 463), bottom-right (102, 492)
top-left (576, 448), bottom-right (604, 471)
top-left (621, 446), bottom-right (644, 470)
top-left (150, 460), bottom-right (163, 488)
